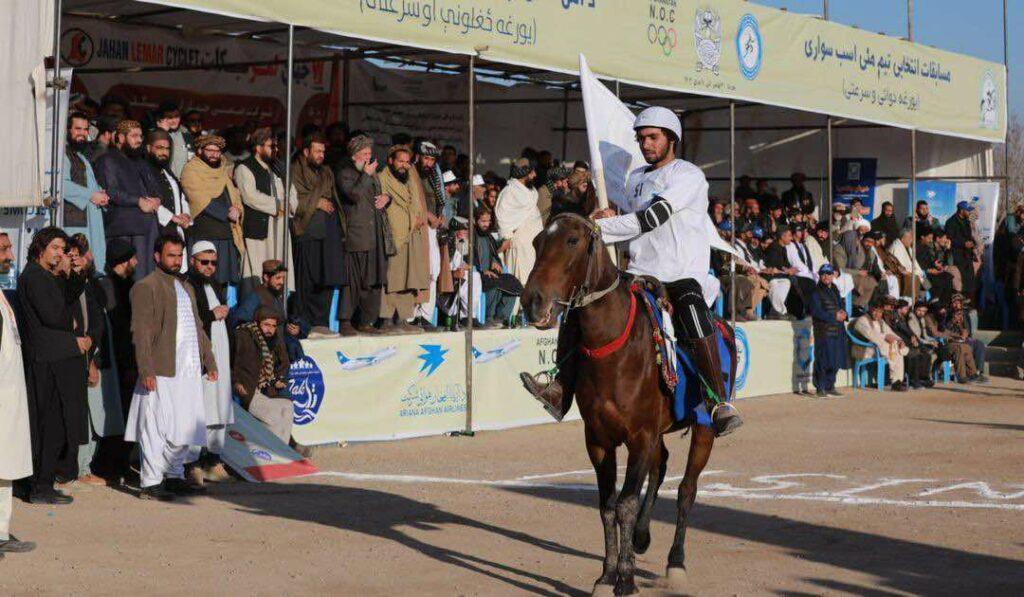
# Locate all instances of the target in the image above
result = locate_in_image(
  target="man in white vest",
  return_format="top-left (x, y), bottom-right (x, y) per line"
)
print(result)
top-left (0, 233), bottom-right (37, 558)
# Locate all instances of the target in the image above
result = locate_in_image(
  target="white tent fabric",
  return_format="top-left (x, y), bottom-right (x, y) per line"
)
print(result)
top-left (0, 0), bottom-right (52, 207)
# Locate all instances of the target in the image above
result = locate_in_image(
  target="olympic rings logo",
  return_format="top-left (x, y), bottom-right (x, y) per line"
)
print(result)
top-left (647, 24), bottom-right (677, 57)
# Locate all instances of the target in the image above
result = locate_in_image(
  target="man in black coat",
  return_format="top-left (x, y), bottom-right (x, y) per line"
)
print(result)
top-left (944, 201), bottom-right (979, 299)
top-left (65, 235), bottom-right (108, 485)
top-left (17, 228), bottom-right (90, 504)
top-left (91, 239), bottom-right (138, 485)
top-left (94, 120), bottom-right (162, 281)
top-left (334, 135), bottom-right (389, 335)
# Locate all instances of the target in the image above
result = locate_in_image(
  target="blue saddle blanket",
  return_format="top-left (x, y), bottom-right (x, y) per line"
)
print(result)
top-left (637, 289), bottom-right (735, 428)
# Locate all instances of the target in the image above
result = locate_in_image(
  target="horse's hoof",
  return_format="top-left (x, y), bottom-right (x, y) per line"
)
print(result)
top-left (614, 578), bottom-right (639, 595)
top-left (591, 583), bottom-right (616, 597)
top-left (633, 528), bottom-right (652, 554)
top-left (663, 566), bottom-right (687, 591)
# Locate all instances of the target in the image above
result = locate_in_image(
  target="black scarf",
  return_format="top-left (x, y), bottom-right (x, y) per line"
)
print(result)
top-left (422, 166), bottom-right (444, 215)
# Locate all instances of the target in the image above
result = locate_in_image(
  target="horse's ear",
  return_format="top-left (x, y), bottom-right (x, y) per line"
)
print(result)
top-left (533, 228), bottom-right (546, 252)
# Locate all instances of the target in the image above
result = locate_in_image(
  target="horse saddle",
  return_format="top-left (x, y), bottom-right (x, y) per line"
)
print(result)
top-left (632, 284), bottom-right (736, 429)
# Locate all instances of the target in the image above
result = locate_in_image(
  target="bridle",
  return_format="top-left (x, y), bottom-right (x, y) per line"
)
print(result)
top-left (549, 213), bottom-right (620, 311)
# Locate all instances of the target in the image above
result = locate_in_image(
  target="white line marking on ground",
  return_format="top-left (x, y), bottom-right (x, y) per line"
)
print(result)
top-left (917, 482), bottom-right (1024, 500)
top-left (308, 471), bottom-right (1024, 511)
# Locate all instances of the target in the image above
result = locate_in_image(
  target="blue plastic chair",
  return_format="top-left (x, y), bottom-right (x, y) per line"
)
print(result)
top-left (933, 359), bottom-right (952, 384)
top-left (844, 292), bottom-right (853, 318)
top-left (714, 293), bottom-right (725, 317)
top-left (226, 284), bottom-right (238, 309)
top-left (931, 339), bottom-right (953, 383)
top-left (846, 327), bottom-right (888, 390)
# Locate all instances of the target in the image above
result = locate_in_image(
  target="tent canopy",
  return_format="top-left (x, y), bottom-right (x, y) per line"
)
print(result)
top-left (64, 0), bottom-right (1008, 144)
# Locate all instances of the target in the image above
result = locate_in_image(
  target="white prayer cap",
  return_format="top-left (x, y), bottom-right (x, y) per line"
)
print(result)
top-left (855, 220), bottom-right (871, 231)
top-left (633, 106), bottom-right (682, 141)
top-left (442, 170), bottom-right (458, 184)
top-left (191, 240), bottom-right (217, 255)
top-left (472, 174), bottom-right (485, 187)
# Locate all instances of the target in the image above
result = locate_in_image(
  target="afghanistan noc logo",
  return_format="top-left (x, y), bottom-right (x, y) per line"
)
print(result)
top-left (693, 6), bottom-right (722, 75)
top-left (735, 13), bottom-right (763, 80)
top-left (980, 71), bottom-right (998, 129)
top-left (288, 356), bottom-right (326, 425)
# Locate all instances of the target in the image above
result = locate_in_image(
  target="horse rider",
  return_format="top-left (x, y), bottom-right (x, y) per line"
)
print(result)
top-left (521, 106), bottom-right (743, 437)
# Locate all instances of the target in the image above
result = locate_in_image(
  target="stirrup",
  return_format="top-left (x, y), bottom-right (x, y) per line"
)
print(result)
top-left (709, 402), bottom-right (743, 437)
top-left (709, 401), bottom-right (740, 419)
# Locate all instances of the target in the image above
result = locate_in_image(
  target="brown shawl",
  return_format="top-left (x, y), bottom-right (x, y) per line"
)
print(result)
top-left (379, 166), bottom-right (430, 294)
top-left (291, 155), bottom-right (342, 237)
top-left (180, 156), bottom-right (245, 253)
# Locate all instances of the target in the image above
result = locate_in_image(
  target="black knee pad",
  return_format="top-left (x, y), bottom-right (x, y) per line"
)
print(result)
top-left (664, 278), bottom-right (716, 340)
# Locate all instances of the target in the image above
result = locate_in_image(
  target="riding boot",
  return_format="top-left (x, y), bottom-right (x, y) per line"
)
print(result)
top-left (520, 311), bottom-right (580, 421)
top-left (689, 334), bottom-right (744, 437)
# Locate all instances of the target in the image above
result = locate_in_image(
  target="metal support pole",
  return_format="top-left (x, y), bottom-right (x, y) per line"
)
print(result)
top-left (49, 0), bottom-right (64, 227)
top-left (910, 129), bottom-right (917, 302)
top-left (822, 0), bottom-right (828, 20)
top-left (341, 51), bottom-right (352, 126)
top-left (561, 87), bottom-right (569, 161)
top-left (907, 0), bottom-right (913, 41)
top-left (729, 101), bottom-right (736, 325)
top-left (282, 25), bottom-right (294, 317)
top-left (464, 54), bottom-right (476, 434)
top-left (826, 115), bottom-right (833, 261)
top-left (1003, 0), bottom-right (1010, 216)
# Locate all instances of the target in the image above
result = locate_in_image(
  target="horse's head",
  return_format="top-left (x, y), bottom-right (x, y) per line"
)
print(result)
top-left (522, 213), bottom-right (605, 329)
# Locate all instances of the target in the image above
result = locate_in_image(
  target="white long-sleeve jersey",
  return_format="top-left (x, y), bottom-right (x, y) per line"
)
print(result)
top-left (596, 159), bottom-right (714, 290)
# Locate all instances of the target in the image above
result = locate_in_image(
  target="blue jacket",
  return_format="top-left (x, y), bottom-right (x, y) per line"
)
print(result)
top-left (62, 152), bottom-right (108, 271)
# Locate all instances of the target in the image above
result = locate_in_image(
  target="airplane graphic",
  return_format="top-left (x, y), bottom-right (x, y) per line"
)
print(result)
top-left (471, 340), bottom-right (522, 364)
top-left (336, 347), bottom-right (397, 371)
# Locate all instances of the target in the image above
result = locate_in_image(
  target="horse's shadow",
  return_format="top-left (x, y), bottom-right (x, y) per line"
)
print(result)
top-left (500, 485), bottom-right (1024, 595)
top-left (208, 482), bottom-right (598, 596)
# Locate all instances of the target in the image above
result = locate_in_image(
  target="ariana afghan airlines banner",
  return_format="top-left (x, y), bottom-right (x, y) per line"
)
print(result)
top-left (146, 0), bottom-right (1006, 142)
top-left (287, 328), bottom-right (579, 445)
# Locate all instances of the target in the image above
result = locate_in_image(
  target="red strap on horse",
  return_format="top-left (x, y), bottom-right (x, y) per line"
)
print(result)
top-left (579, 287), bottom-right (638, 360)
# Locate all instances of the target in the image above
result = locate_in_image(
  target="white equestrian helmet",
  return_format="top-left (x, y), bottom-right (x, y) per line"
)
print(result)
top-left (633, 106), bottom-right (682, 141)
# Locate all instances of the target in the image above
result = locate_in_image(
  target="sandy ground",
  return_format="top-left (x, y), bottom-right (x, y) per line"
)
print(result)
top-left (3, 377), bottom-right (1024, 596)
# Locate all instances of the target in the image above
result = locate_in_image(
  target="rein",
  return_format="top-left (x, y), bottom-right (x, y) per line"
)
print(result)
top-left (547, 213), bottom-right (637, 360)
top-left (579, 285), bottom-right (638, 360)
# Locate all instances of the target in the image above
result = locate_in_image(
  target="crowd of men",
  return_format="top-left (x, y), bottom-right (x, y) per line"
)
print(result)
top-left (716, 174), bottom-right (990, 393)
top-left (0, 96), bottom-right (608, 553)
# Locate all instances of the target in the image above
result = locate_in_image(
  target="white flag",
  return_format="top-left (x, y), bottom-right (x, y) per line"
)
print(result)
top-left (579, 54), bottom-right (645, 211)
top-left (578, 54), bottom-right (738, 258)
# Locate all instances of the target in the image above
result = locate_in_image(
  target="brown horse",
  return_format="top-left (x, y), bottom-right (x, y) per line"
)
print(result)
top-left (522, 213), bottom-right (730, 596)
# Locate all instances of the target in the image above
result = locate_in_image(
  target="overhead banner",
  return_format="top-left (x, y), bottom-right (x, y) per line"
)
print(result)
top-left (832, 158), bottom-right (878, 213)
top-left (61, 15), bottom-right (334, 132)
top-left (149, 0), bottom-right (1007, 142)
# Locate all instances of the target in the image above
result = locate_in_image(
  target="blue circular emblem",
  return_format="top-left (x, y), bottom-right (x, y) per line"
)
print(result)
top-left (288, 356), bottom-right (326, 426)
top-left (736, 14), bottom-right (763, 81)
top-left (251, 449), bottom-right (272, 462)
top-left (734, 326), bottom-right (751, 391)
